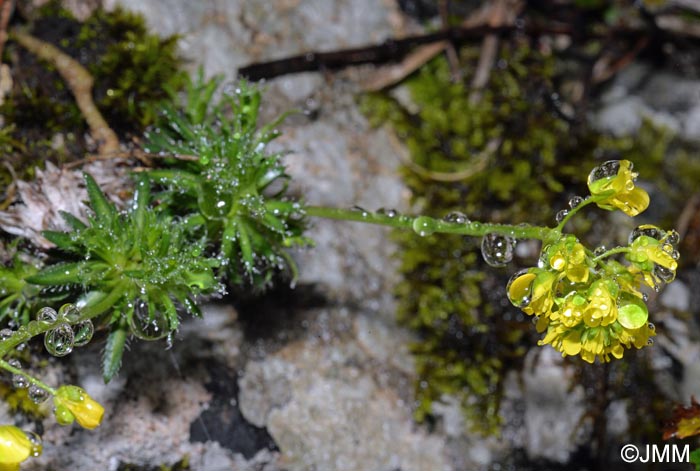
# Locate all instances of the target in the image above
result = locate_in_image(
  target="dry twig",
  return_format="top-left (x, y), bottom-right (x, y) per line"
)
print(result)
top-left (11, 29), bottom-right (120, 155)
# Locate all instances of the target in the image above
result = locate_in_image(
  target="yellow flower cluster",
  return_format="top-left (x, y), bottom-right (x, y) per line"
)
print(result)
top-left (0, 425), bottom-right (41, 471)
top-left (506, 160), bottom-right (679, 363)
top-left (508, 225), bottom-right (677, 363)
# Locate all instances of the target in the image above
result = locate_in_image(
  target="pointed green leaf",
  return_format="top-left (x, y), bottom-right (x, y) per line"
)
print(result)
top-left (43, 230), bottom-right (75, 250)
top-left (59, 211), bottom-right (87, 231)
top-left (84, 173), bottom-right (116, 223)
top-left (26, 262), bottom-right (82, 285)
top-left (102, 324), bottom-right (127, 383)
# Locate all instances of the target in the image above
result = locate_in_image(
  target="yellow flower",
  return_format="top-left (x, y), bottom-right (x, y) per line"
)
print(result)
top-left (587, 160), bottom-right (649, 216)
top-left (507, 268), bottom-right (556, 317)
top-left (550, 293), bottom-right (586, 328)
top-left (584, 280), bottom-right (618, 327)
top-left (0, 425), bottom-right (40, 471)
top-left (546, 236), bottom-right (589, 283)
top-left (627, 228), bottom-right (678, 288)
top-left (54, 386), bottom-right (105, 430)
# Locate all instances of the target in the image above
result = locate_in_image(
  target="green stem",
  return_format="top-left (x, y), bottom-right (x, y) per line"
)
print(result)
top-left (554, 196), bottom-right (599, 232)
top-left (0, 358), bottom-right (57, 395)
top-left (79, 283), bottom-right (129, 320)
top-left (592, 247), bottom-right (630, 263)
top-left (0, 318), bottom-right (67, 357)
top-left (305, 206), bottom-right (553, 240)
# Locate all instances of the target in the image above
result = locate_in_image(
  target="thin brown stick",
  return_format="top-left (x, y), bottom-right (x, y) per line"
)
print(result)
top-left (0, 0), bottom-right (12, 60)
top-left (11, 29), bottom-right (120, 155)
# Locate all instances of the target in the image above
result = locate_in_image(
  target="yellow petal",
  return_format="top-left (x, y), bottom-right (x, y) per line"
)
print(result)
top-left (0, 426), bottom-right (31, 465)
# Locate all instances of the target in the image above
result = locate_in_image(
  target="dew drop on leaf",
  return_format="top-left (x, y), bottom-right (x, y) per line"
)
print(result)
top-left (58, 303), bottom-right (81, 322)
top-left (36, 307), bottom-right (57, 323)
top-left (0, 328), bottom-right (12, 341)
top-left (481, 233), bottom-right (515, 267)
top-left (44, 324), bottom-right (75, 357)
top-left (72, 320), bottom-right (94, 347)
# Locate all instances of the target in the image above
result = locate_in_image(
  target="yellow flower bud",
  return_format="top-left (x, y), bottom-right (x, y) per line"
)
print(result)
top-left (0, 426), bottom-right (33, 470)
top-left (587, 160), bottom-right (649, 216)
top-left (54, 386), bottom-right (105, 430)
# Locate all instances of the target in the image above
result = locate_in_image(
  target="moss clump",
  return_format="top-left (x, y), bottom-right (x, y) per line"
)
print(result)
top-left (0, 1), bottom-right (185, 194)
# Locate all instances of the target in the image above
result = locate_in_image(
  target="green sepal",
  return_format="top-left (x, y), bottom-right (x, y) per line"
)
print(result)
top-left (102, 323), bottom-right (128, 383)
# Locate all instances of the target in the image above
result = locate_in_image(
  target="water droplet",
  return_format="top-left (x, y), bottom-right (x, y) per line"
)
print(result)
top-left (555, 209), bottom-right (569, 223)
top-left (444, 211), bottom-right (470, 224)
top-left (588, 160), bottom-right (621, 183)
top-left (44, 324), bottom-right (75, 357)
top-left (666, 230), bottom-right (680, 245)
top-left (72, 320), bottom-right (94, 347)
top-left (352, 206), bottom-right (369, 218)
top-left (653, 266), bottom-right (675, 283)
top-left (507, 269), bottom-right (534, 308)
top-left (0, 328), bottom-right (12, 341)
top-left (128, 299), bottom-right (170, 340)
top-left (8, 358), bottom-right (27, 388)
top-left (593, 246), bottom-right (606, 256)
top-left (642, 293), bottom-right (649, 302)
top-left (36, 307), bottom-right (57, 323)
top-left (24, 430), bottom-right (42, 456)
top-left (377, 208), bottom-right (398, 218)
top-left (58, 303), bottom-right (81, 322)
top-left (568, 196), bottom-right (584, 209)
top-left (647, 322), bottom-right (655, 331)
top-left (629, 225), bottom-right (666, 244)
top-left (647, 338), bottom-right (654, 345)
top-left (481, 233), bottom-right (515, 267)
top-left (412, 216), bottom-right (436, 236)
top-left (672, 250), bottom-right (680, 260)
top-left (28, 385), bottom-right (49, 404)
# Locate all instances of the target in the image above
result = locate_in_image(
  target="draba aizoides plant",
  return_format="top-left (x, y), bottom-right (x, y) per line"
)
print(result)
top-left (0, 72), bottom-right (681, 468)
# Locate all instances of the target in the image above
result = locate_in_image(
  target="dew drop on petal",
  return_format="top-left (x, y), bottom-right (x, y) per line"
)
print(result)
top-left (44, 324), bottom-right (75, 357)
top-left (72, 320), bottom-right (94, 347)
top-left (647, 322), bottom-right (655, 331)
top-left (629, 225), bottom-right (665, 244)
top-left (666, 230), bottom-right (680, 245)
top-left (588, 160), bottom-right (620, 183)
top-left (481, 233), bottom-right (515, 267)
top-left (24, 431), bottom-right (42, 457)
top-left (28, 385), bottom-right (50, 404)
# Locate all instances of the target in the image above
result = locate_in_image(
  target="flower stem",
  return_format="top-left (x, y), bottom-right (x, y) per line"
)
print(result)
top-left (305, 206), bottom-right (553, 240)
top-left (592, 247), bottom-right (630, 263)
top-left (0, 358), bottom-right (57, 395)
top-left (554, 196), bottom-right (601, 232)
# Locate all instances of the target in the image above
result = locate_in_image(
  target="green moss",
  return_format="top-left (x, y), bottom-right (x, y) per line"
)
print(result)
top-left (0, 0), bottom-right (185, 196)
